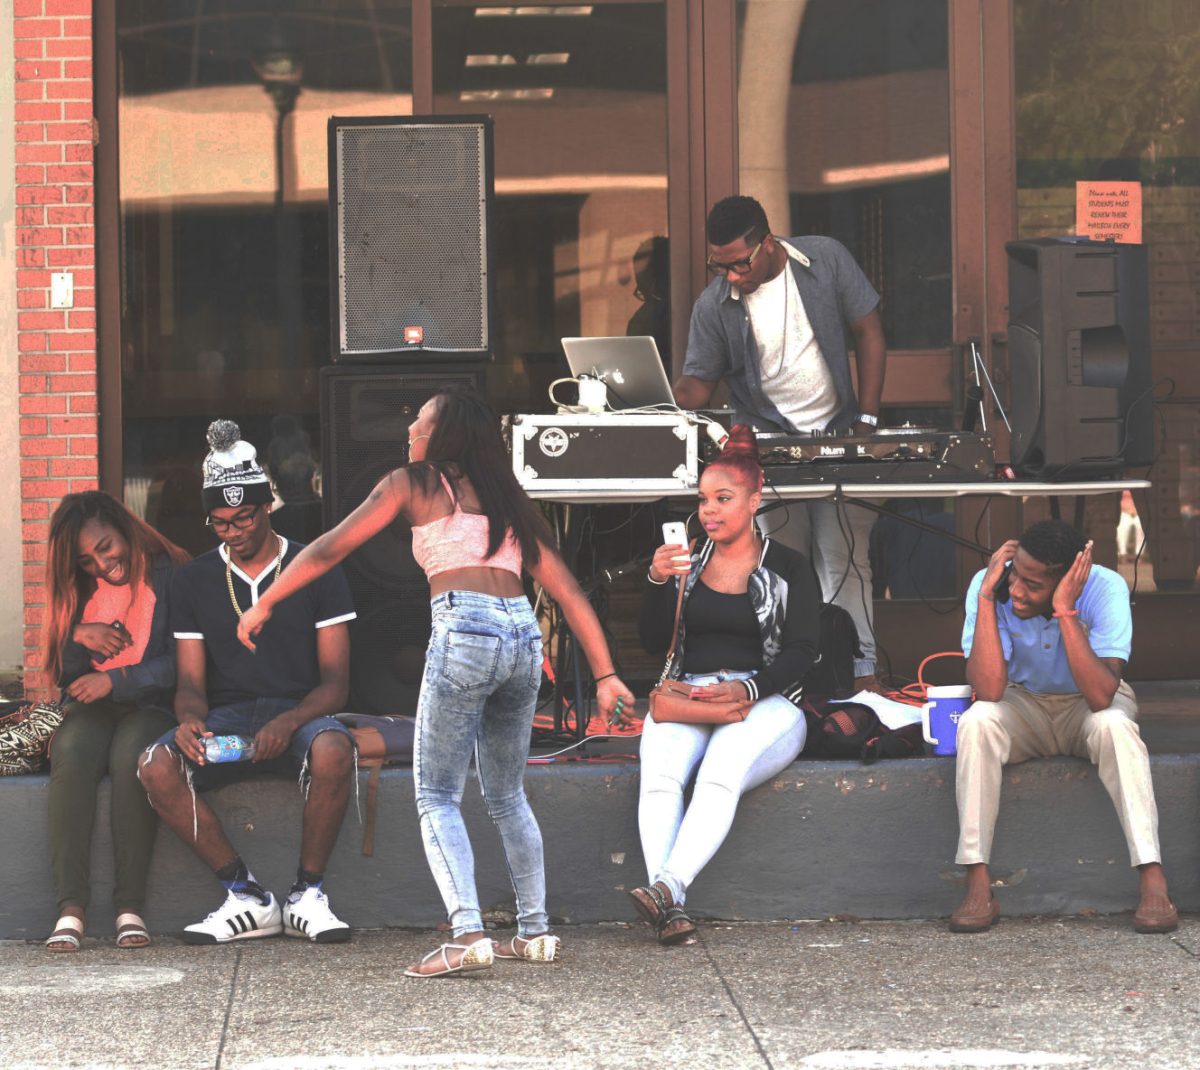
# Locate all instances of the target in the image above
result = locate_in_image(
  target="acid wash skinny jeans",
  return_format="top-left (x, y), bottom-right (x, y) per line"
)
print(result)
top-left (638, 671), bottom-right (807, 906)
top-left (414, 591), bottom-right (548, 939)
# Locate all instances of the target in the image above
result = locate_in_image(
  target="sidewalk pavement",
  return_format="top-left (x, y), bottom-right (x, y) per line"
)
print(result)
top-left (2, 915), bottom-right (1197, 1070)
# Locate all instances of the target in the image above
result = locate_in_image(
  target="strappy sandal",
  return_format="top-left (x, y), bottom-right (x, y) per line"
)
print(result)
top-left (115, 912), bottom-right (151, 950)
top-left (403, 938), bottom-right (494, 978)
top-left (658, 905), bottom-right (698, 946)
top-left (629, 881), bottom-right (672, 929)
top-left (629, 882), bottom-right (698, 945)
top-left (46, 913), bottom-right (85, 953)
top-left (494, 933), bottom-right (561, 962)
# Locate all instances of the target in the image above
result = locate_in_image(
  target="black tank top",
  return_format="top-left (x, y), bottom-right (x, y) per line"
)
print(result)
top-left (681, 577), bottom-right (762, 675)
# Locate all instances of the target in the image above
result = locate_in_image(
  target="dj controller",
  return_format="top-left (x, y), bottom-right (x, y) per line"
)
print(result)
top-left (757, 426), bottom-right (996, 484)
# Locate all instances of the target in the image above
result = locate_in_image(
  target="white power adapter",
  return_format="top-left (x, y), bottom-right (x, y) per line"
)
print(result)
top-left (704, 422), bottom-right (729, 449)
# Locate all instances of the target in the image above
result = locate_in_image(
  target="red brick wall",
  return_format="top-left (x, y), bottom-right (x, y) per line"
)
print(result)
top-left (14, 0), bottom-right (97, 695)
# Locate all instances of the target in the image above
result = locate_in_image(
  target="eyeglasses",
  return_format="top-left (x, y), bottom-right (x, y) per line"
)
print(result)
top-left (206, 505), bottom-right (262, 532)
top-left (706, 237), bottom-right (766, 277)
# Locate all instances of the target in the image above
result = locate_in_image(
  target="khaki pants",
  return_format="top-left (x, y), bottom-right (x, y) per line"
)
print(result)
top-left (954, 681), bottom-right (1161, 868)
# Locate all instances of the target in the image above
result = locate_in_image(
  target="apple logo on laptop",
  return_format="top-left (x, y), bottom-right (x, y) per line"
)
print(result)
top-left (612, 371), bottom-right (626, 385)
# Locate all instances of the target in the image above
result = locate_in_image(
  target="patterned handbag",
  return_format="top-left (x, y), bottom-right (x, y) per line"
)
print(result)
top-left (0, 700), bottom-right (67, 776)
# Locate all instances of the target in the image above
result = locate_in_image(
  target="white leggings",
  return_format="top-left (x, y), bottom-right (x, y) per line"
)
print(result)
top-left (638, 672), bottom-right (807, 905)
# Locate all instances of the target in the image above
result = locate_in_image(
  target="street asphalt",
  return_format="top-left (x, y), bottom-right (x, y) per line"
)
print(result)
top-left (2, 913), bottom-right (1198, 1070)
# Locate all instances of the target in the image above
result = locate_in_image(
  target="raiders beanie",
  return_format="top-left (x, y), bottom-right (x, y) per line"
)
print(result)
top-left (201, 419), bottom-right (274, 512)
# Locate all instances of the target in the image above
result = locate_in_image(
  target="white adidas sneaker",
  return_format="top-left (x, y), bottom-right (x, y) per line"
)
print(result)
top-left (282, 886), bottom-right (351, 943)
top-left (182, 890), bottom-right (283, 945)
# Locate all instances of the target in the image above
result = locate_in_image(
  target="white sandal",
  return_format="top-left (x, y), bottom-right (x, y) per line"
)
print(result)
top-left (46, 913), bottom-right (85, 952)
top-left (403, 939), bottom-right (494, 978)
top-left (494, 933), bottom-right (561, 962)
top-left (115, 912), bottom-right (151, 950)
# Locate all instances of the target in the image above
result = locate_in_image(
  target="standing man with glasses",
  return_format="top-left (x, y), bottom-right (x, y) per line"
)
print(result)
top-left (673, 196), bottom-right (888, 692)
top-left (139, 420), bottom-right (358, 944)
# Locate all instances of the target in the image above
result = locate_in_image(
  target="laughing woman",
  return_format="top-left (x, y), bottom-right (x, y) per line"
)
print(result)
top-left (42, 491), bottom-right (189, 951)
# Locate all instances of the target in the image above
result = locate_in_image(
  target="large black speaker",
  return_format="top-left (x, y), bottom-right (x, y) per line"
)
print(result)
top-left (1006, 237), bottom-right (1154, 477)
top-left (320, 365), bottom-right (484, 715)
top-left (328, 115), bottom-right (494, 362)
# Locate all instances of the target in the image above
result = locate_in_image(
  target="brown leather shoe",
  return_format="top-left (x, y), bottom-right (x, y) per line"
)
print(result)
top-left (1133, 894), bottom-right (1179, 934)
top-left (949, 893), bottom-right (1000, 933)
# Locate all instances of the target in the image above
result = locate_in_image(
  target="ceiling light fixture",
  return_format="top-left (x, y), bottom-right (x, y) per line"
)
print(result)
top-left (465, 53), bottom-right (518, 66)
top-left (474, 5), bottom-right (593, 16)
top-left (458, 87), bottom-right (555, 101)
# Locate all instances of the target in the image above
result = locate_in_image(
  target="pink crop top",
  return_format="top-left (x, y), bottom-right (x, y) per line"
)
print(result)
top-left (410, 472), bottom-right (523, 579)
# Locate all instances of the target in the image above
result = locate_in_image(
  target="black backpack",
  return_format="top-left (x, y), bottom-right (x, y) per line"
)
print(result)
top-left (801, 603), bottom-right (861, 699)
top-left (801, 698), bottom-right (926, 763)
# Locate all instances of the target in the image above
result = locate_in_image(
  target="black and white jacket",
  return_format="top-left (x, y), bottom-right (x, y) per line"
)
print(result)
top-left (639, 537), bottom-right (821, 706)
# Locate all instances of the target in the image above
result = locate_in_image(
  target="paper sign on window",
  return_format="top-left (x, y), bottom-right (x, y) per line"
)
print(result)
top-left (1075, 181), bottom-right (1142, 244)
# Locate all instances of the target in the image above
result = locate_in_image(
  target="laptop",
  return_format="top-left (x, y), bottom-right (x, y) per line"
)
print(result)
top-left (560, 336), bottom-right (676, 410)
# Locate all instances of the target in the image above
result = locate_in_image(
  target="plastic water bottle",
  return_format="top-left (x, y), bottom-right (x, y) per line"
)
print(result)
top-left (203, 735), bottom-right (256, 763)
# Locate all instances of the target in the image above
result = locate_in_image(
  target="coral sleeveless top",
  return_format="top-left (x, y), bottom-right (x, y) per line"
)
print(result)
top-left (410, 472), bottom-right (523, 580)
top-left (80, 575), bottom-right (156, 669)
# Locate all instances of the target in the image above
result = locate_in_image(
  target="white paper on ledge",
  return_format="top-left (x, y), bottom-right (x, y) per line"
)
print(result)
top-left (826, 690), bottom-right (923, 731)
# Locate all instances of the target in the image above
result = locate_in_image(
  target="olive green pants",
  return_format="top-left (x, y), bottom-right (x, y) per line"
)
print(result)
top-left (48, 699), bottom-right (174, 914)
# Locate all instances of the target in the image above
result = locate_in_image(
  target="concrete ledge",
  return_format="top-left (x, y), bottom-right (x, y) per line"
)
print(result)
top-left (2, 755), bottom-right (1198, 938)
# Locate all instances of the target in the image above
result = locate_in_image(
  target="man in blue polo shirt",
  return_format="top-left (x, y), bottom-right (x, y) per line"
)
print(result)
top-left (950, 519), bottom-right (1176, 934)
top-left (673, 196), bottom-right (888, 692)
top-left (139, 420), bottom-right (357, 944)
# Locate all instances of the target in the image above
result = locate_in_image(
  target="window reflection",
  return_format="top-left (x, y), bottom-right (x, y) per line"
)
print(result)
top-left (736, 0), bottom-right (954, 601)
top-left (117, 1), bottom-right (413, 553)
top-left (1015, 0), bottom-right (1200, 592)
top-left (433, 0), bottom-right (669, 413)
top-left (736, 0), bottom-right (951, 352)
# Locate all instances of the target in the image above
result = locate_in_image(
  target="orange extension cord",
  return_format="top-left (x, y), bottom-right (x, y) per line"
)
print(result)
top-left (530, 654), bottom-right (643, 744)
top-left (889, 650), bottom-right (968, 706)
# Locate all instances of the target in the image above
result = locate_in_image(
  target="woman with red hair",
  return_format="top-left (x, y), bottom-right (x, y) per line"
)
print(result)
top-left (631, 426), bottom-right (821, 944)
top-left (41, 491), bottom-right (188, 951)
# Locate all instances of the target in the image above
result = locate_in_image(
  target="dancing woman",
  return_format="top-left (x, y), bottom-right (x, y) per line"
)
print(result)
top-left (42, 491), bottom-right (189, 950)
top-left (236, 388), bottom-right (635, 975)
top-left (632, 426), bottom-right (821, 943)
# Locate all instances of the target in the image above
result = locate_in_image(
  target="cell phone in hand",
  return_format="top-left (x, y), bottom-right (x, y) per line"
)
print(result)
top-left (662, 521), bottom-right (688, 547)
top-left (993, 560), bottom-right (1013, 604)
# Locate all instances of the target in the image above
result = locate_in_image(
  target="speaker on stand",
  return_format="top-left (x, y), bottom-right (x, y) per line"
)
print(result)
top-left (320, 365), bottom-right (484, 715)
top-left (322, 114), bottom-right (495, 714)
top-left (329, 115), bottom-right (494, 362)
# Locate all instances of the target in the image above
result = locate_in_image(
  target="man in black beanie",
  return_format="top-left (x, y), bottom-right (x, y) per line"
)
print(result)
top-left (139, 420), bottom-right (358, 944)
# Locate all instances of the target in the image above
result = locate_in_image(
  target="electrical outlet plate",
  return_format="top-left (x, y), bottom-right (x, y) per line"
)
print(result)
top-left (50, 272), bottom-right (74, 310)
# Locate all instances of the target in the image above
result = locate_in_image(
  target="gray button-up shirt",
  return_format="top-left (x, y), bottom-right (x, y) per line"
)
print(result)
top-left (682, 235), bottom-right (880, 432)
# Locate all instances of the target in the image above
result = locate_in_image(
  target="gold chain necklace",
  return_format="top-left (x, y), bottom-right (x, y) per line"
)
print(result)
top-left (226, 535), bottom-right (284, 619)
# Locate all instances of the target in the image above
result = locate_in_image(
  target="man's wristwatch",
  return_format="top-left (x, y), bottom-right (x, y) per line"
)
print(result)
top-left (856, 413), bottom-right (879, 428)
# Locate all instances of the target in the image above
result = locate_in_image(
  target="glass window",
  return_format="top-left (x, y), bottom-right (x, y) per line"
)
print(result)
top-left (117, 1), bottom-right (413, 554)
top-left (736, 0), bottom-right (952, 352)
top-left (433, 0), bottom-right (670, 413)
top-left (1015, 0), bottom-right (1200, 592)
top-left (737, 0), bottom-right (955, 603)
